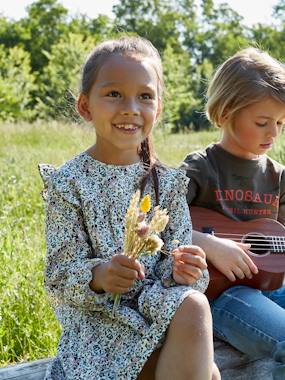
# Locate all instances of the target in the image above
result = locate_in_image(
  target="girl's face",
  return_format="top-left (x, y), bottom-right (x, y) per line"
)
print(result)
top-left (220, 97), bottom-right (285, 160)
top-left (78, 54), bottom-right (161, 165)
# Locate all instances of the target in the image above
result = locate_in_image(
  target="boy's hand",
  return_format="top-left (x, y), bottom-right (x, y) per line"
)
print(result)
top-left (90, 254), bottom-right (145, 294)
top-left (206, 237), bottom-right (258, 282)
top-left (172, 245), bottom-right (207, 285)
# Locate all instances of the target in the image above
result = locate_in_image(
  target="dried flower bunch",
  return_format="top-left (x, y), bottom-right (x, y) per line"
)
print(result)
top-left (112, 190), bottom-right (169, 316)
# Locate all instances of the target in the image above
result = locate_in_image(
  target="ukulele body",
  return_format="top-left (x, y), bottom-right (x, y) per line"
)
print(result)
top-left (190, 206), bottom-right (285, 300)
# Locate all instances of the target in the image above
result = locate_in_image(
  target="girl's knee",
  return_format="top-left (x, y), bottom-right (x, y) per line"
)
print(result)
top-left (173, 292), bottom-right (212, 331)
top-left (212, 362), bottom-right (221, 380)
top-left (182, 291), bottom-right (211, 317)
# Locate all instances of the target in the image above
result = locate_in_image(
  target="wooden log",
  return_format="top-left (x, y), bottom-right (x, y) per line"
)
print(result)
top-left (0, 358), bottom-right (51, 380)
top-left (0, 349), bottom-right (274, 380)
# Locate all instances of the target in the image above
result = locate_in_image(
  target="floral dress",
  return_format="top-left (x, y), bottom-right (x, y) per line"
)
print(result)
top-left (39, 152), bottom-right (209, 380)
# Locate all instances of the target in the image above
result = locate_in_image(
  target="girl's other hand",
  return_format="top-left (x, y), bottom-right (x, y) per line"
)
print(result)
top-left (90, 254), bottom-right (145, 294)
top-left (172, 245), bottom-right (207, 285)
top-left (206, 237), bottom-right (258, 282)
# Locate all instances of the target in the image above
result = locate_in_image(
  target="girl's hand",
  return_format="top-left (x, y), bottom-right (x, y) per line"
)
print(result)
top-left (172, 245), bottom-right (208, 285)
top-left (206, 237), bottom-right (258, 282)
top-left (90, 254), bottom-right (145, 294)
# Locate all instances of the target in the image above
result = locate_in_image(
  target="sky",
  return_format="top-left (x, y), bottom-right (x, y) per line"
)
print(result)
top-left (0, 0), bottom-right (279, 27)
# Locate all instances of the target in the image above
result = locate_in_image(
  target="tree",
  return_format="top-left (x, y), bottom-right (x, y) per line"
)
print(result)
top-left (21, 0), bottom-right (69, 73)
top-left (113, 0), bottom-right (191, 52)
top-left (273, 0), bottom-right (285, 24)
top-left (162, 44), bottom-right (199, 131)
top-left (36, 33), bottom-right (97, 120)
top-left (68, 14), bottom-right (114, 39)
top-left (0, 46), bottom-right (35, 121)
top-left (194, 1), bottom-right (250, 67)
top-left (250, 25), bottom-right (285, 61)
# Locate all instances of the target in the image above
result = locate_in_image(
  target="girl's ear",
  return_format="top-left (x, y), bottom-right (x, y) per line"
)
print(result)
top-left (77, 93), bottom-right (92, 121)
top-left (155, 98), bottom-right (162, 121)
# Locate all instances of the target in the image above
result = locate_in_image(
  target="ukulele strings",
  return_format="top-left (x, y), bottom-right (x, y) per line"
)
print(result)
top-left (213, 232), bottom-right (284, 239)
top-left (212, 232), bottom-right (284, 250)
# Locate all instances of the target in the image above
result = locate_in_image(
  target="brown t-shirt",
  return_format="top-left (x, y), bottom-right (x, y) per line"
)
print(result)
top-left (183, 144), bottom-right (285, 224)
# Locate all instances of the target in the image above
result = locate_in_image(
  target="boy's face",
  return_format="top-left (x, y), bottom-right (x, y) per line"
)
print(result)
top-left (221, 97), bottom-right (285, 160)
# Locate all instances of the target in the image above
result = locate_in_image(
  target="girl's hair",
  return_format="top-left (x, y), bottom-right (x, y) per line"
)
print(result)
top-left (206, 47), bottom-right (285, 128)
top-left (80, 36), bottom-right (164, 204)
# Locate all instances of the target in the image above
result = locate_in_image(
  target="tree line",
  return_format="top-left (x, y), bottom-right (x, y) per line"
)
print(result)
top-left (1, 0), bottom-right (285, 131)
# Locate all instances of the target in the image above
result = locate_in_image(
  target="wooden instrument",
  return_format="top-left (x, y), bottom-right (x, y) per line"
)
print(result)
top-left (190, 206), bottom-right (285, 300)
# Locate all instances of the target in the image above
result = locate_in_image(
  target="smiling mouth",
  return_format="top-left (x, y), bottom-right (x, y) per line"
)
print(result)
top-left (113, 123), bottom-right (141, 132)
top-left (260, 142), bottom-right (273, 148)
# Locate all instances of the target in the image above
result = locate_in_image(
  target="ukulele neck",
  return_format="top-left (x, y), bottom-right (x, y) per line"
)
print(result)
top-left (271, 236), bottom-right (285, 253)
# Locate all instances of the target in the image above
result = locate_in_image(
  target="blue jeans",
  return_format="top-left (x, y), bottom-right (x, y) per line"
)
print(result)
top-left (210, 285), bottom-right (285, 380)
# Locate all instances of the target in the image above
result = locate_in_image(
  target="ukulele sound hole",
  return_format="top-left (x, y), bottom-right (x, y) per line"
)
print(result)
top-left (243, 233), bottom-right (271, 256)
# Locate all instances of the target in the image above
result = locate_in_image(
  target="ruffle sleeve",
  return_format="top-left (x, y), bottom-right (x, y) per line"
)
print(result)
top-left (38, 164), bottom-right (112, 312)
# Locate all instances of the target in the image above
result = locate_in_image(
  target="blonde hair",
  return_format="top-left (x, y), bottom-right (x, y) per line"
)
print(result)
top-left (206, 47), bottom-right (285, 128)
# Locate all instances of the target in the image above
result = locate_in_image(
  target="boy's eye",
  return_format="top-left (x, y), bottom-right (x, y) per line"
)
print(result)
top-left (255, 122), bottom-right (267, 127)
top-left (106, 91), bottom-right (121, 98)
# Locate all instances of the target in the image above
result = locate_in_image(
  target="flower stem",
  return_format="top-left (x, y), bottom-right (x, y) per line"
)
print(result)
top-left (112, 293), bottom-right (121, 317)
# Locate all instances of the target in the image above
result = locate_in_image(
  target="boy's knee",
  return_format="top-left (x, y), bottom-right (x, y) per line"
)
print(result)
top-left (274, 341), bottom-right (285, 363)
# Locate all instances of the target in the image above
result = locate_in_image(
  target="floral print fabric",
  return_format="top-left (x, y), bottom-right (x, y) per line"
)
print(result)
top-left (39, 152), bottom-right (209, 380)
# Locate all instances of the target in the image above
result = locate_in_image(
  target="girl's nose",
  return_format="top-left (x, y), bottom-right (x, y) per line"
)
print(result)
top-left (120, 98), bottom-right (140, 116)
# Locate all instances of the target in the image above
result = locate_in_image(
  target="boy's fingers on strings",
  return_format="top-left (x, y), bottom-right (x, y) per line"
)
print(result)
top-left (237, 242), bottom-right (251, 250)
top-left (242, 251), bottom-right (259, 274)
top-left (236, 242), bottom-right (258, 274)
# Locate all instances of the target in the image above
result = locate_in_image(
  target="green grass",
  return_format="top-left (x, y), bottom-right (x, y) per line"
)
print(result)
top-left (0, 122), bottom-right (284, 366)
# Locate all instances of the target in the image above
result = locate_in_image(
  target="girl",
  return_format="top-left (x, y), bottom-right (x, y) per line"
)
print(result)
top-left (39, 36), bottom-right (220, 380)
top-left (184, 47), bottom-right (285, 379)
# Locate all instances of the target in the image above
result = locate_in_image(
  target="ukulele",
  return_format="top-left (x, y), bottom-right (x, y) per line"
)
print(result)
top-left (190, 206), bottom-right (285, 300)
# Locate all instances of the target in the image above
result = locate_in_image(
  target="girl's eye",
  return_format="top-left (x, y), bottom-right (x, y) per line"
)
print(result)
top-left (106, 91), bottom-right (121, 98)
top-left (256, 122), bottom-right (267, 127)
top-left (139, 93), bottom-right (153, 100)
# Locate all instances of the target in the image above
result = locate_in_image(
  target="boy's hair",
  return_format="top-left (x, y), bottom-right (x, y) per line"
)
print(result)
top-left (80, 36), bottom-right (164, 204)
top-left (206, 47), bottom-right (285, 128)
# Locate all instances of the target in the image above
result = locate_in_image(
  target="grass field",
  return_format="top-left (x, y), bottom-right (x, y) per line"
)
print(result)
top-left (0, 122), bottom-right (284, 366)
